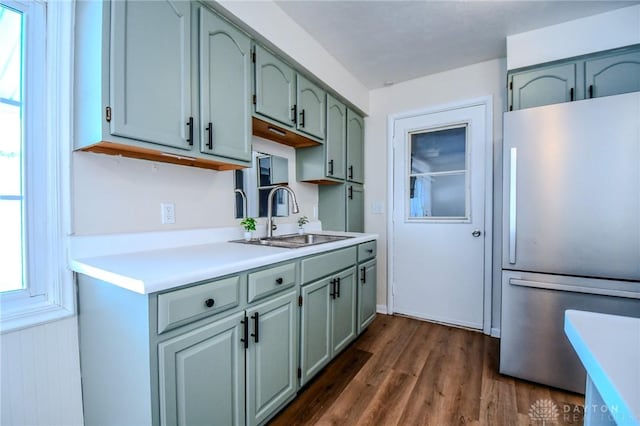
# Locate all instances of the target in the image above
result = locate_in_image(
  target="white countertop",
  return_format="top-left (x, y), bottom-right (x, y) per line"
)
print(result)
top-left (69, 224), bottom-right (377, 294)
top-left (564, 310), bottom-right (640, 426)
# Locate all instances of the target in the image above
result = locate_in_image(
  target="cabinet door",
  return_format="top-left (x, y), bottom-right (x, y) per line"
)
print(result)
top-left (318, 183), bottom-right (346, 232)
top-left (331, 268), bottom-right (358, 355)
top-left (254, 45), bottom-right (296, 127)
top-left (346, 109), bottom-right (364, 183)
top-left (110, 1), bottom-right (192, 150)
top-left (158, 312), bottom-right (245, 426)
top-left (296, 74), bottom-right (326, 140)
top-left (246, 290), bottom-right (298, 426)
top-left (299, 278), bottom-right (332, 386)
top-left (199, 7), bottom-right (252, 162)
top-left (346, 183), bottom-right (365, 233)
top-left (585, 50), bottom-right (640, 99)
top-left (510, 63), bottom-right (577, 110)
top-left (325, 94), bottom-right (347, 180)
top-left (358, 259), bottom-right (377, 334)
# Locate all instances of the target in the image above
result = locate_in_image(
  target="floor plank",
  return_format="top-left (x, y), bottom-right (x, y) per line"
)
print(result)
top-left (269, 315), bottom-right (585, 426)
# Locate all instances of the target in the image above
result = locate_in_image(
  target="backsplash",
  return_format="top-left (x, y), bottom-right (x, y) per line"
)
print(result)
top-left (72, 137), bottom-right (319, 235)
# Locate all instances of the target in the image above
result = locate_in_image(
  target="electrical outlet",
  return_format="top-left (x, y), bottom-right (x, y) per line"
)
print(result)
top-left (161, 203), bottom-right (175, 224)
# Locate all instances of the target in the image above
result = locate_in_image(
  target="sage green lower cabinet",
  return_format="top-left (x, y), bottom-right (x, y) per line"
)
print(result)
top-left (299, 267), bottom-right (357, 386)
top-left (331, 267), bottom-right (358, 354)
top-left (77, 244), bottom-right (379, 426)
top-left (159, 312), bottom-right (246, 426)
top-left (358, 259), bottom-right (377, 334)
top-left (299, 278), bottom-right (332, 386)
top-left (246, 290), bottom-right (298, 426)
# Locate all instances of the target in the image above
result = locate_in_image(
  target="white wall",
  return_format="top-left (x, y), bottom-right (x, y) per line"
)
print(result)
top-left (72, 137), bottom-right (318, 235)
top-left (507, 4), bottom-right (640, 70)
top-left (365, 58), bottom-right (507, 330)
top-left (0, 317), bottom-right (84, 426)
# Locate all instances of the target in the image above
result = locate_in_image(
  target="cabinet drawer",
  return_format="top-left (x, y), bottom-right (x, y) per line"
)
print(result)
top-left (358, 241), bottom-right (377, 262)
top-left (301, 246), bottom-right (357, 284)
top-left (158, 276), bottom-right (240, 333)
top-left (248, 262), bottom-right (296, 303)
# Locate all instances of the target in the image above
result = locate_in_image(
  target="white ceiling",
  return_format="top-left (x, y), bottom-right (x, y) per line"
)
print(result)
top-left (275, 1), bottom-right (639, 89)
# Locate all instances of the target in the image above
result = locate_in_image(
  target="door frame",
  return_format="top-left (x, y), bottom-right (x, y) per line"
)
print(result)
top-left (386, 96), bottom-right (494, 334)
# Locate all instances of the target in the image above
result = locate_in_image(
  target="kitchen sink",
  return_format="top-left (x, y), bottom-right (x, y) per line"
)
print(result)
top-left (232, 233), bottom-right (353, 249)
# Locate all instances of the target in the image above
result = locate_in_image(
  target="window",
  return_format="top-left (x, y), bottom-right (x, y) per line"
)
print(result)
top-left (0, 4), bottom-right (24, 293)
top-left (0, 0), bottom-right (74, 333)
top-left (408, 125), bottom-right (470, 221)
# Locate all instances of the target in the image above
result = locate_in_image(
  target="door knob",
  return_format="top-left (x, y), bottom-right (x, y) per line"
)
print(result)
top-left (472, 230), bottom-right (482, 237)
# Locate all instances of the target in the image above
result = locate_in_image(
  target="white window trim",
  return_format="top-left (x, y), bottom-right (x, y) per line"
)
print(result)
top-left (0, 0), bottom-right (75, 333)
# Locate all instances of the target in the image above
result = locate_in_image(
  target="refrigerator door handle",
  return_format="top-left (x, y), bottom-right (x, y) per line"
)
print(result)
top-left (509, 147), bottom-right (517, 264)
top-left (509, 278), bottom-right (640, 299)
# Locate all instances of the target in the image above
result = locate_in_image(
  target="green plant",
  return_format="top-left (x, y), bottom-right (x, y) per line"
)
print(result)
top-left (240, 217), bottom-right (256, 232)
top-left (297, 215), bottom-right (309, 227)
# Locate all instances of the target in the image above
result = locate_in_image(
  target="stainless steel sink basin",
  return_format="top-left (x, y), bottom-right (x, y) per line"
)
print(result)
top-left (232, 233), bottom-right (353, 249)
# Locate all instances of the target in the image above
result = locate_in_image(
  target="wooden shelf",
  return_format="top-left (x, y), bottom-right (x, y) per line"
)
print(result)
top-left (79, 141), bottom-right (248, 171)
top-left (252, 117), bottom-right (321, 149)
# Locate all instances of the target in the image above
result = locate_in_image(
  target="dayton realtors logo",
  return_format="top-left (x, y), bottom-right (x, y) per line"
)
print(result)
top-left (529, 399), bottom-right (560, 424)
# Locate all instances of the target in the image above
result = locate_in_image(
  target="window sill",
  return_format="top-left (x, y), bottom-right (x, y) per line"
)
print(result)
top-left (1, 295), bottom-right (75, 334)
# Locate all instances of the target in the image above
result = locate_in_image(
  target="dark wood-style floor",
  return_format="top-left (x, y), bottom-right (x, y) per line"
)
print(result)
top-left (270, 315), bottom-right (585, 426)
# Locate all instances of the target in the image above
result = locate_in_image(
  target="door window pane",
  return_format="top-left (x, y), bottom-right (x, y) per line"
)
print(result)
top-left (408, 126), bottom-right (468, 220)
top-left (0, 4), bottom-right (24, 292)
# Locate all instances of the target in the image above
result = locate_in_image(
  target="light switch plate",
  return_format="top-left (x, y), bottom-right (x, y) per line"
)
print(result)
top-left (371, 201), bottom-right (384, 215)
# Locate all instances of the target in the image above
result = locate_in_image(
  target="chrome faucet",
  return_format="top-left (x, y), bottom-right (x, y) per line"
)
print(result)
top-left (266, 185), bottom-right (300, 238)
top-left (234, 189), bottom-right (247, 218)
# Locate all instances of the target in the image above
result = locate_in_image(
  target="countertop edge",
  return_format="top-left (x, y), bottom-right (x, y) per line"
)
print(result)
top-left (564, 310), bottom-right (640, 425)
top-left (70, 232), bottom-right (378, 295)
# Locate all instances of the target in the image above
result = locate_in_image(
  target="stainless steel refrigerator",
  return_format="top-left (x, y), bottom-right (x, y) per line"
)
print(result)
top-left (499, 91), bottom-right (640, 393)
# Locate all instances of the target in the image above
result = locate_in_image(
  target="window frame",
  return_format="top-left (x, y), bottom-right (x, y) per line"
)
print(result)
top-left (0, 0), bottom-right (74, 333)
top-left (405, 122), bottom-right (472, 223)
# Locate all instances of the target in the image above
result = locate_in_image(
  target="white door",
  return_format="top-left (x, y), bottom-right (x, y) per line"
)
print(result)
top-left (392, 102), bottom-right (488, 330)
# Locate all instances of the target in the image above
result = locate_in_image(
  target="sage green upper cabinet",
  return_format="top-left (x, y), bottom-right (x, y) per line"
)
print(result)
top-left (585, 49), bottom-right (640, 99)
top-left (358, 259), bottom-right (377, 334)
top-left (508, 45), bottom-right (640, 111)
top-left (110, 0), bottom-right (192, 150)
top-left (510, 63), bottom-right (578, 110)
top-left (326, 95), bottom-right (347, 180)
top-left (346, 109), bottom-right (365, 183)
top-left (159, 312), bottom-right (246, 426)
top-left (346, 183), bottom-right (365, 233)
top-left (296, 94), bottom-right (346, 183)
top-left (246, 290), bottom-right (298, 426)
top-left (254, 45), bottom-right (296, 128)
top-left (198, 6), bottom-right (252, 162)
top-left (296, 74), bottom-right (326, 140)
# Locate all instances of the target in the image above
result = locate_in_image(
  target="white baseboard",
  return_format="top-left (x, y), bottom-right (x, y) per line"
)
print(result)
top-left (376, 304), bottom-right (388, 314)
top-left (491, 327), bottom-right (501, 338)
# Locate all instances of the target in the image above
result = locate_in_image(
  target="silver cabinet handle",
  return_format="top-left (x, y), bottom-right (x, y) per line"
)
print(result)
top-left (472, 230), bottom-right (482, 237)
top-left (509, 147), bottom-right (517, 264)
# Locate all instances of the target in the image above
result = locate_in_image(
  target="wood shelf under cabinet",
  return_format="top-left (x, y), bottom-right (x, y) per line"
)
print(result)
top-left (252, 117), bottom-right (321, 149)
top-left (79, 141), bottom-right (247, 171)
